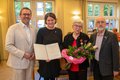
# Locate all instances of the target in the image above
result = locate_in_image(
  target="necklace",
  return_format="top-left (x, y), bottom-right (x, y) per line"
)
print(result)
top-left (73, 32), bottom-right (80, 40)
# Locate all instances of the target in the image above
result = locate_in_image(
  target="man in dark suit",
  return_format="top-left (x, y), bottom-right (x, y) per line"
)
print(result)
top-left (90, 16), bottom-right (119, 80)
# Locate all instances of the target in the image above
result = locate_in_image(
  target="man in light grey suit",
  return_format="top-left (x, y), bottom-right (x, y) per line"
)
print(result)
top-left (90, 16), bottom-right (119, 80)
top-left (5, 7), bottom-right (36, 80)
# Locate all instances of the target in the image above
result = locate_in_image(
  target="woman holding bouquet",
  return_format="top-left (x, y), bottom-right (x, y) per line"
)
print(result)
top-left (63, 20), bottom-right (90, 80)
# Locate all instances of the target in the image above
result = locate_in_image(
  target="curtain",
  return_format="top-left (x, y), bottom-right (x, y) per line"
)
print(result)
top-left (8, 0), bottom-right (16, 26)
top-left (81, 0), bottom-right (87, 33)
top-left (118, 0), bottom-right (120, 32)
top-left (0, 0), bottom-right (15, 61)
top-left (0, 21), bottom-right (3, 62)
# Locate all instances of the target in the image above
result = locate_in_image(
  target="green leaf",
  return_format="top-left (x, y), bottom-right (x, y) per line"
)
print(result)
top-left (65, 63), bottom-right (71, 70)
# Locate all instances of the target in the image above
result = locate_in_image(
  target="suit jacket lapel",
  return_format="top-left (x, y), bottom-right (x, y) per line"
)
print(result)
top-left (93, 33), bottom-right (97, 46)
top-left (18, 23), bottom-right (30, 45)
top-left (100, 30), bottom-right (108, 52)
top-left (29, 27), bottom-right (35, 46)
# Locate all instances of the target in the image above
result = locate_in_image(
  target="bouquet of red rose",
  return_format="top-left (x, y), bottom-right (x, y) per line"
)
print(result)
top-left (62, 42), bottom-right (97, 69)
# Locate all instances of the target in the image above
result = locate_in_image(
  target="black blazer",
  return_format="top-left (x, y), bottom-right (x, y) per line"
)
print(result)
top-left (90, 30), bottom-right (119, 76)
top-left (63, 32), bottom-right (90, 69)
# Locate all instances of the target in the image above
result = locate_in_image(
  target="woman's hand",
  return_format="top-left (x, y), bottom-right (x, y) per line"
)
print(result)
top-left (46, 59), bottom-right (50, 62)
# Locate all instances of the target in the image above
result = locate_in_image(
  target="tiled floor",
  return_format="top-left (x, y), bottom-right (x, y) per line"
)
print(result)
top-left (0, 61), bottom-right (119, 80)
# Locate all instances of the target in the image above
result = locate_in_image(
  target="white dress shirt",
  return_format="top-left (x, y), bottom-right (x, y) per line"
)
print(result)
top-left (20, 21), bottom-right (31, 43)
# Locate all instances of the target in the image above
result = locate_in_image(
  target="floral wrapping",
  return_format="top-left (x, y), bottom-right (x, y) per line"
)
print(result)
top-left (62, 43), bottom-right (97, 69)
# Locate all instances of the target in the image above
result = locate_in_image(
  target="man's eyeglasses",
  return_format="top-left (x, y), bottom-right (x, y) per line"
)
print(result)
top-left (21, 13), bottom-right (31, 16)
top-left (96, 21), bottom-right (105, 24)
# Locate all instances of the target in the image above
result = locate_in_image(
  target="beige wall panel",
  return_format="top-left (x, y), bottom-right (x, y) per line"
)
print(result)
top-left (56, 0), bottom-right (82, 37)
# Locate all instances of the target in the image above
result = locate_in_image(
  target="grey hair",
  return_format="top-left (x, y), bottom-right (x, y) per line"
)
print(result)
top-left (73, 19), bottom-right (84, 27)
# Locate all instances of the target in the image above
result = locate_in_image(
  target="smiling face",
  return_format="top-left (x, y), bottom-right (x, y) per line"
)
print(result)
top-left (96, 17), bottom-right (106, 32)
top-left (46, 16), bottom-right (56, 28)
top-left (20, 9), bottom-right (32, 25)
top-left (44, 13), bottom-right (57, 29)
top-left (72, 22), bottom-right (83, 34)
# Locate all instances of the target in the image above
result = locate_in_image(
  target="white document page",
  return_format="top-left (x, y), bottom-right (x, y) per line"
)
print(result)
top-left (46, 43), bottom-right (61, 60)
top-left (34, 43), bottom-right (61, 60)
top-left (34, 44), bottom-right (48, 60)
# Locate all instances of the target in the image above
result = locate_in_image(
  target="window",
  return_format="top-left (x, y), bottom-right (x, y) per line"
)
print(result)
top-left (87, 1), bottom-right (118, 34)
top-left (15, 0), bottom-right (54, 28)
top-left (36, 1), bottom-right (54, 28)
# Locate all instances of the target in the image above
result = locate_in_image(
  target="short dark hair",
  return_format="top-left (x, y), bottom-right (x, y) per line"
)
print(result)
top-left (19, 7), bottom-right (32, 15)
top-left (44, 12), bottom-right (57, 24)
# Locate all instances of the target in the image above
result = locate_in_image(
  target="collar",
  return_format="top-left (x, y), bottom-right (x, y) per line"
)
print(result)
top-left (97, 30), bottom-right (105, 36)
top-left (20, 21), bottom-right (30, 28)
top-left (45, 25), bottom-right (55, 30)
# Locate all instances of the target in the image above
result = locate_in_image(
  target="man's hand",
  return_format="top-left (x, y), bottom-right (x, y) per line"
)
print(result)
top-left (23, 52), bottom-right (32, 59)
top-left (29, 53), bottom-right (35, 60)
